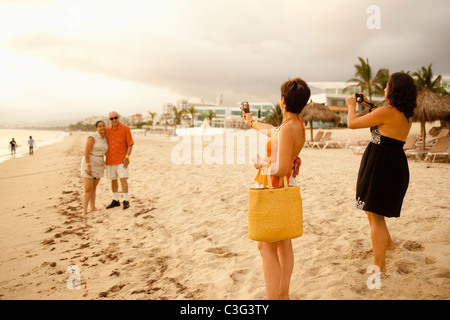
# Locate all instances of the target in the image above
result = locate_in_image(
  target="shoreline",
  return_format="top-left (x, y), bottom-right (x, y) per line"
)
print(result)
top-left (0, 126), bottom-right (449, 300)
top-left (0, 129), bottom-right (68, 164)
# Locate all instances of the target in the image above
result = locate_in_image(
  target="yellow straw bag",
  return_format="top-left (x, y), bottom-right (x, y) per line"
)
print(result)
top-left (248, 171), bottom-right (303, 242)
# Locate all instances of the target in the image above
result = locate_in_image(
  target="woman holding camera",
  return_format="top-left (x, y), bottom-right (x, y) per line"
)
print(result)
top-left (243, 78), bottom-right (310, 300)
top-left (346, 72), bottom-right (417, 273)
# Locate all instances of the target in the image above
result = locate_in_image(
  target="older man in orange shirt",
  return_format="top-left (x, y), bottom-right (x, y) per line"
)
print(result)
top-left (105, 111), bottom-right (134, 210)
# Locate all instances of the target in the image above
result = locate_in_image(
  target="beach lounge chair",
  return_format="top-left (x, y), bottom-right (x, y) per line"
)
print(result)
top-left (309, 132), bottom-right (332, 149)
top-left (407, 136), bottom-right (450, 160)
top-left (416, 128), bottom-right (449, 149)
top-left (423, 136), bottom-right (450, 162)
top-left (350, 140), bottom-right (369, 154)
top-left (305, 131), bottom-right (324, 148)
top-left (321, 137), bottom-right (351, 149)
top-left (428, 128), bottom-right (449, 143)
top-left (403, 135), bottom-right (417, 151)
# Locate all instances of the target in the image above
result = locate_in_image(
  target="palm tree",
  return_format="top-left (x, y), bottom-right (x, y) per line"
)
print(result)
top-left (172, 106), bottom-right (186, 125)
top-left (344, 57), bottom-right (389, 100)
top-left (186, 106), bottom-right (197, 127)
top-left (206, 110), bottom-right (215, 125)
top-left (413, 64), bottom-right (448, 149)
top-left (372, 68), bottom-right (390, 97)
top-left (147, 111), bottom-right (157, 125)
top-left (413, 63), bottom-right (447, 95)
top-left (263, 104), bottom-right (282, 126)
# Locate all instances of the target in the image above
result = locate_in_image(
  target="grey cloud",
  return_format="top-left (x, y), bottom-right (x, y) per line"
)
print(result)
top-left (4, 0), bottom-right (449, 108)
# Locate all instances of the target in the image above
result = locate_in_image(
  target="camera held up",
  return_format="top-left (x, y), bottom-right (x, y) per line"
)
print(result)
top-left (355, 93), bottom-right (365, 103)
top-left (240, 101), bottom-right (250, 113)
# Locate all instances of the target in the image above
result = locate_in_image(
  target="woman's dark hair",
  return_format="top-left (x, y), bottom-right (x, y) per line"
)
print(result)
top-left (95, 120), bottom-right (105, 128)
top-left (281, 78), bottom-right (311, 114)
top-left (386, 72), bottom-right (417, 118)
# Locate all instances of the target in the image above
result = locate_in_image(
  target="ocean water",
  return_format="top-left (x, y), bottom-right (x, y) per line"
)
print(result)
top-left (0, 129), bottom-right (68, 163)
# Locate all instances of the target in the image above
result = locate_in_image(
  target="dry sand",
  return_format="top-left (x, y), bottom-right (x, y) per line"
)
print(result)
top-left (0, 123), bottom-right (449, 300)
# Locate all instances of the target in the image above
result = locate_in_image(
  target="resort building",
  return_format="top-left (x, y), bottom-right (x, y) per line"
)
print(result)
top-left (160, 99), bottom-right (275, 128)
top-left (308, 81), bottom-right (382, 106)
top-left (158, 75), bottom-right (450, 128)
top-left (308, 81), bottom-right (385, 126)
top-left (441, 74), bottom-right (450, 93)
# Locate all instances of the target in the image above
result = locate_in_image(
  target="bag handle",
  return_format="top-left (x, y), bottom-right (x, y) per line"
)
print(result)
top-left (263, 166), bottom-right (288, 191)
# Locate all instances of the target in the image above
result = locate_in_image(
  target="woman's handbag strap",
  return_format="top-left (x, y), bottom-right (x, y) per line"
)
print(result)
top-left (263, 166), bottom-right (288, 191)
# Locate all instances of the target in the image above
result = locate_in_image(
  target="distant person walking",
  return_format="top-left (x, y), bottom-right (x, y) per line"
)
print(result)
top-left (346, 72), bottom-right (417, 274)
top-left (81, 121), bottom-right (108, 217)
top-left (105, 111), bottom-right (134, 210)
top-left (9, 138), bottom-right (17, 157)
top-left (28, 136), bottom-right (35, 155)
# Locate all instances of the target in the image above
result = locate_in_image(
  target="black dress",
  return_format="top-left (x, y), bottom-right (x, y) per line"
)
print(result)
top-left (356, 126), bottom-right (409, 218)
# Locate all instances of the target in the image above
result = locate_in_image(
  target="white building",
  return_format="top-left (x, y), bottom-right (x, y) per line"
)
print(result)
top-left (441, 74), bottom-right (450, 93)
top-left (160, 99), bottom-right (275, 128)
top-left (308, 81), bottom-right (385, 107)
top-left (309, 75), bottom-right (450, 107)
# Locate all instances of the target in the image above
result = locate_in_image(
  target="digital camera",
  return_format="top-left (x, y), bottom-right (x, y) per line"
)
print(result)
top-left (355, 93), bottom-right (364, 103)
top-left (240, 101), bottom-right (250, 113)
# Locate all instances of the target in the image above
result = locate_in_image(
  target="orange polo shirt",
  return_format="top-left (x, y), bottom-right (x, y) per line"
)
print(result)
top-left (105, 122), bottom-right (134, 165)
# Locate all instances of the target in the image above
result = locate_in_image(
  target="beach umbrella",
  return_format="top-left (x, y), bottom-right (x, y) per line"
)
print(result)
top-left (300, 102), bottom-right (340, 141)
top-left (413, 88), bottom-right (450, 149)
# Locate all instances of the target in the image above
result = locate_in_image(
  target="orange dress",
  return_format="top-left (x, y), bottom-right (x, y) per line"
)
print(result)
top-left (254, 116), bottom-right (306, 188)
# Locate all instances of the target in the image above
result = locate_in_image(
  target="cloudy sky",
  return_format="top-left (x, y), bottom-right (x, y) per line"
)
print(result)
top-left (0, 0), bottom-right (449, 126)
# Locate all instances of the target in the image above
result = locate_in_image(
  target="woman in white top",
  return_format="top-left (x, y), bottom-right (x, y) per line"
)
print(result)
top-left (81, 121), bottom-right (108, 216)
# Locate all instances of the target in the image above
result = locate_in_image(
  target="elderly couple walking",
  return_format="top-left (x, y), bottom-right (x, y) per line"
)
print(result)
top-left (80, 111), bottom-right (134, 217)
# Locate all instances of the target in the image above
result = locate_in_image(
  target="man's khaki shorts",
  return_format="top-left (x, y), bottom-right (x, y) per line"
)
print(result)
top-left (106, 164), bottom-right (129, 180)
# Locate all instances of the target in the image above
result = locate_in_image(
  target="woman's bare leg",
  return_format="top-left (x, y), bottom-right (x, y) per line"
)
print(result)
top-left (258, 241), bottom-right (281, 300)
top-left (82, 178), bottom-right (93, 216)
top-left (366, 211), bottom-right (390, 272)
top-left (277, 240), bottom-right (293, 300)
top-left (366, 211), bottom-right (396, 251)
top-left (90, 178), bottom-right (101, 211)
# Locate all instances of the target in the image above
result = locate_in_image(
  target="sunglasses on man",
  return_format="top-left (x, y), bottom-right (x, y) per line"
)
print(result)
top-left (110, 116), bottom-right (119, 120)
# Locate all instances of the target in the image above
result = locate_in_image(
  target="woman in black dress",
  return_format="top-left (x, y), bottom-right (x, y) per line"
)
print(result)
top-left (346, 72), bottom-right (417, 273)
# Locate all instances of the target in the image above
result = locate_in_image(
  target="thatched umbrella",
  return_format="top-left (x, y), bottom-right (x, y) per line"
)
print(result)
top-left (413, 88), bottom-right (450, 149)
top-left (300, 102), bottom-right (340, 141)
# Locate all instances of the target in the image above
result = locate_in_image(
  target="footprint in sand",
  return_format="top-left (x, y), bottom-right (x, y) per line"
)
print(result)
top-left (402, 240), bottom-right (424, 251)
top-left (229, 269), bottom-right (249, 285)
top-left (191, 231), bottom-right (209, 241)
top-left (98, 283), bottom-right (128, 298)
top-left (395, 260), bottom-right (416, 275)
top-left (205, 247), bottom-right (239, 258)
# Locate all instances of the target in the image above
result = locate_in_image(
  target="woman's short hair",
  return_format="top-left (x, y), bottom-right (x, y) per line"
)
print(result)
top-left (95, 120), bottom-right (105, 128)
top-left (386, 72), bottom-right (417, 118)
top-left (281, 78), bottom-right (311, 114)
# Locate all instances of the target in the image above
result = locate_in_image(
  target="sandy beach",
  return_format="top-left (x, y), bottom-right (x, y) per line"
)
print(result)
top-left (0, 123), bottom-right (449, 300)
